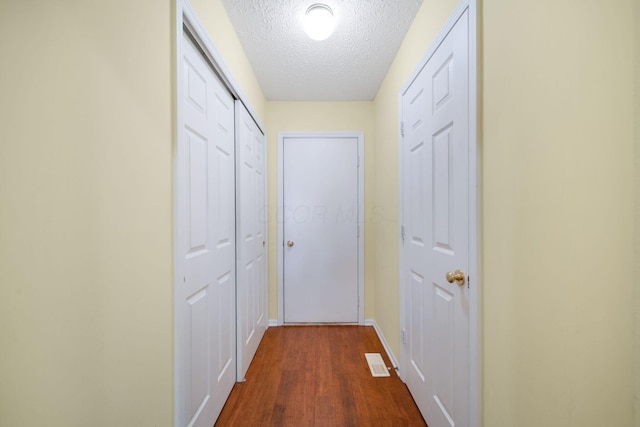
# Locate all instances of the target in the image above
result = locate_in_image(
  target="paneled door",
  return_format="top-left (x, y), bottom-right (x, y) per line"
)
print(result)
top-left (281, 134), bottom-right (362, 323)
top-left (400, 9), bottom-right (470, 427)
top-left (175, 34), bottom-right (236, 427)
top-left (235, 102), bottom-right (267, 381)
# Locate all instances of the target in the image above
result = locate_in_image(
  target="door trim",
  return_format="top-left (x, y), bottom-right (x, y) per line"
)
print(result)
top-left (397, 0), bottom-right (480, 425)
top-left (277, 132), bottom-right (365, 326)
top-left (174, 1), bottom-right (267, 425)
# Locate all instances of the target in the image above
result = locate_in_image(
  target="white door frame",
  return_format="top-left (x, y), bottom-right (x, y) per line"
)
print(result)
top-left (398, 0), bottom-right (480, 425)
top-left (174, 1), bottom-right (267, 425)
top-left (277, 132), bottom-right (365, 325)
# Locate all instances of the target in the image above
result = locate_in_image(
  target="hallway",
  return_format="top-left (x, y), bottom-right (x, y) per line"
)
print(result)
top-left (215, 326), bottom-right (427, 426)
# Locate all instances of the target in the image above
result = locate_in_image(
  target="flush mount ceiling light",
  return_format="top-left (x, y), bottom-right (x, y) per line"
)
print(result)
top-left (303, 3), bottom-right (335, 41)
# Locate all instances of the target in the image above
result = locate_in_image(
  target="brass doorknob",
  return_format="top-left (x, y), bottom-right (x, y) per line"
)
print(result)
top-left (446, 270), bottom-right (465, 286)
top-left (287, 240), bottom-right (294, 247)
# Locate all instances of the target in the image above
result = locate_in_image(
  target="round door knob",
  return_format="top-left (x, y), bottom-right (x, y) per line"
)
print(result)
top-left (446, 269), bottom-right (465, 286)
top-left (287, 240), bottom-right (294, 247)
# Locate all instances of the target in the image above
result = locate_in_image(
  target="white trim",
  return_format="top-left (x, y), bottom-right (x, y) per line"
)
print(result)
top-left (268, 319), bottom-right (278, 328)
top-left (398, 1), bottom-right (480, 426)
top-left (277, 132), bottom-right (365, 326)
top-left (277, 134), bottom-right (284, 325)
top-left (173, 6), bottom-right (186, 426)
top-left (365, 319), bottom-right (399, 370)
top-left (174, 1), bottom-right (266, 425)
top-left (180, 0), bottom-right (265, 134)
top-left (467, 1), bottom-right (481, 425)
top-left (262, 128), bottom-right (270, 339)
top-left (397, 82), bottom-right (405, 384)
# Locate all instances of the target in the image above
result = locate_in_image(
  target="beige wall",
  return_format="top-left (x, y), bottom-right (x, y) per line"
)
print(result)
top-left (0, 1), bottom-right (173, 426)
top-left (265, 102), bottom-right (375, 320)
top-left (482, 0), bottom-right (635, 425)
top-left (635, 0), bottom-right (640, 424)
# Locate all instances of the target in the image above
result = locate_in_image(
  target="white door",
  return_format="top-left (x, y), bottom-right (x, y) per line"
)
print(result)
top-left (175, 34), bottom-right (236, 427)
top-left (401, 9), bottom-right (470, 427)
top-left (281, 135), bottom-right (361, 323)
top-left (235, 102), bottom-right (267, 381)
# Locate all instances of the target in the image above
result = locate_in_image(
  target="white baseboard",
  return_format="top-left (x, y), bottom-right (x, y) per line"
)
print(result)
top-left (268, 319), bottom-right (278, 328)
top-left (365, 319), bottom-right (399, 369)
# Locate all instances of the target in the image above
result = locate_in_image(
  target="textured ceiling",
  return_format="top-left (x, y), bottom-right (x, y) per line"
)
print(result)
top-left (221, 0), bottom-right (423, 101)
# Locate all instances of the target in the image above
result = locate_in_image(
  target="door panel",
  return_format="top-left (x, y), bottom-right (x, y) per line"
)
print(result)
top-left (187, 288), bottom-right (209, 417)
top-left (410, 270), bottom-right (426, 381)
top-left (236, 103), bottom-right (267, 381)
top-left (401, 10), bottom-right (469, 427)
top-left (432, 125), bottom-right (454, 252)
top-left (283, 136), bottom-right (359, 323)
top-left (177, 34), bottom-right (236, 427)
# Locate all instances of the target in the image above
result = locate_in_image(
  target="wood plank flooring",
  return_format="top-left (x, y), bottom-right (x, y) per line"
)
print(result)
top-left (215, 325), bottom-right (427, 426)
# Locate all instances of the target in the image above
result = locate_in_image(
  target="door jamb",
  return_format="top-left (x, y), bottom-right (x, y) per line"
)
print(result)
top-left (277, 132), bottom-right (365, 326)
top-left (397, 0), bottom-right (480, 425)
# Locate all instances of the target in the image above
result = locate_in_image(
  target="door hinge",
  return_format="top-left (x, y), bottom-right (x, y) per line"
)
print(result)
top-left (400, 225), bottom-right (405, 243)
top-left (401, 329), bottom-right (406, 344)
top-left (400, 121), bottom-right (404, 138)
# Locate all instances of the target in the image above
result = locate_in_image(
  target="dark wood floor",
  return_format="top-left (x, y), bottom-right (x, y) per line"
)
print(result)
top-left (215, 325), bottom-right (427, 426)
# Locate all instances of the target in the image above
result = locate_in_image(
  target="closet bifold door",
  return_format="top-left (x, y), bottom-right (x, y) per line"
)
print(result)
top-left (235, 100), bottom-right (268, 381)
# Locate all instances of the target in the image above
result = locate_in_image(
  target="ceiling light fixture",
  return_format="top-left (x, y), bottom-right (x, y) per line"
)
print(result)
top-left (303, 3), bottom-right (335, 41)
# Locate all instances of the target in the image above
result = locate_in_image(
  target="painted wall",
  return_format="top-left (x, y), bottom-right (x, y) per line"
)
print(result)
top-left (265, 102), bottom-right (375, 320)
top-left (0, 1), bottom-right (173, 426)
top-left (375, 0), bottom-right (636, 425)
top-left (189, 0), bottom-right (266, 122)
top-left (482, 0), bottom-right (635, 425)
top-left (372, 0), bottom-right (460, 367)
top-left (635, 0), bottom-right (640, 424)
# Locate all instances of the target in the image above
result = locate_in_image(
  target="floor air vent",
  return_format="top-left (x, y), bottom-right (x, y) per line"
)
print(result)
top-left (365, 353), bottom-right (390, 377)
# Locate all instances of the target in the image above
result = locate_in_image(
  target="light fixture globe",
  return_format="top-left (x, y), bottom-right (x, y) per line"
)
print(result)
top-left (303, 3), bottom-right (335, 41)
